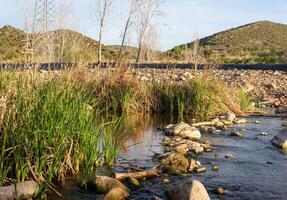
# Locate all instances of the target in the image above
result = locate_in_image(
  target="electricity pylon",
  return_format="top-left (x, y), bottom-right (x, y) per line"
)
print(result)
top-left (24, 0), bottom-right (57, 63)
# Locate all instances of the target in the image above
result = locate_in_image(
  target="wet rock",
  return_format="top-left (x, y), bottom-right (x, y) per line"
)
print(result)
top-left (175, 144), bottom-right (189, 155)
top-left (195, 167), bottom-right (207, 173)
top-left (103, 187), bottom-right (129, 200)
top-left (225, 154), bottom-right (234, 159)
top-left (255, 120), bottom-right (261, 124)
top-left (166, 180), bottom-right (211, 200)
top-left (272, 129), bottom-right (287, 149)
top-left (230, 131), bottom-right (244, 137)
top-left (163, 122), bottom-right (201, 140)
top-left (161, 153), bottom-right (190, 174)
top-left (224, 112), bottom-right (236, 122)
top-left (215, 121), bottom-right (224, 129)
top-left (189, 159), bottom-right (201, 172)
top-left (215, 186), bottom-right (225, 195)
top-left (0, 181), bottom-right (39, 200)
top-left (162, 178), bottom-right (170, 184)
top-left (127, 177), bottom-right (141, 189)
top-left (212, 165), bottom-right (220, 171)
top-left (87, 176), bottom-right (128, 193)
top-left (260, 132), bottom-right (268, 136)
top-left (234, 118), bottom-right (247, 124)
top-left (275, 106), bottom-right (287, 114)
top-left (282, 121), bottom-right (287, 127)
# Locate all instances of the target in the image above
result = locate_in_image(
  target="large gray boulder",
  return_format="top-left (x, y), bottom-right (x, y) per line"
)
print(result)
top-left (163, 122), bottom-right (201, 140)
top-left (166, 180), bottom-right (210, 200)
top-left (272, 129), bottom-right (287, 149)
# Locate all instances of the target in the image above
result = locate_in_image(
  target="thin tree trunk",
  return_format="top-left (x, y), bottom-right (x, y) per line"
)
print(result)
top-left (117, 18), bottom-right (131, 62)
top-left (136, 39), bottom-right (143, 63)
top-left (98, 24), bottom-right (103, 63)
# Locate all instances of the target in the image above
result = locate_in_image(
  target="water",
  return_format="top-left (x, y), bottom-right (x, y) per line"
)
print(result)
top-left (48, 116), bottom-right (287, 200)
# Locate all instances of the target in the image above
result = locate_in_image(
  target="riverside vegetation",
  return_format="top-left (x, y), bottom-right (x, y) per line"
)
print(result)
top-left (0, 65), bottom-right (249, 198)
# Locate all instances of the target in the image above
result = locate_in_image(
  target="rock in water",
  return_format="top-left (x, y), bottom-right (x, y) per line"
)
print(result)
top-left (272, 129), bottom-right (287, 149)
top-left (161, 153), bottom-right (190, 174)
top-left (223, 112), bottom-right (236, 122)
top-left (87, 176), bottom-right (128, 193)
top-left (234, 118), bottom-right (247, 124)
top-left (166, 180), bottom-right (210, 200)
top-left (163, 122), bottom-right (201, 140)
top-left (230, 131), bottom-right (244, 137)
top-left (282, 121), bottom-right (287, 127)
top-left (275, 106), bottom-right (287, 114)
top-left (103, 187), bottom-right (129, 200)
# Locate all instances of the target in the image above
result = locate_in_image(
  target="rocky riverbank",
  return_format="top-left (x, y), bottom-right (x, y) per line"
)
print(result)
top-left (131, 68), bottom-right (287, 106)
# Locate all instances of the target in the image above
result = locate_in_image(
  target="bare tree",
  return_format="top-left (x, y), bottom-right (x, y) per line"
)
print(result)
top-left (117, 0), bottom-right (142, 61)
top-left (93, 0), bottom-right (116, 63)
top-left (134, 0), bottom-right (163, 63)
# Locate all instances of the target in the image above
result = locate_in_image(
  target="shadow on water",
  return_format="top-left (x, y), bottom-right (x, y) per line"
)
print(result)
top-left (48, 116), bottom-right (287, 200)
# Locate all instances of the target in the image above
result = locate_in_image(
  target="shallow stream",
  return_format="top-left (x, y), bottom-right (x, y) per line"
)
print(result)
top-left (49, 116), bottom-right (287, 200)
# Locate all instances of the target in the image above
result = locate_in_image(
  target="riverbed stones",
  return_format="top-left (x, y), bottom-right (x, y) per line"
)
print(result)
top-left (272, 129), bottom-right (287, 149)
top-left (161, 152), bottom-right (190, 174)
top-left (212, 165), bottom-right (220, 171)
top-left (0, 181), bottom-right (39, 200)
top-left (224, 112), bottom-right (236, 122)
top-left (275, 106), bottom-right (287, 114)
top-left (166, 180), bottom-right (211, 200)
top-left (163, 122), bottom-right (201, 140)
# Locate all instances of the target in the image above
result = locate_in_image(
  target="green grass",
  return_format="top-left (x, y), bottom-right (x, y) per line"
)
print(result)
top-left (0, 67), bottom-right (245, 197)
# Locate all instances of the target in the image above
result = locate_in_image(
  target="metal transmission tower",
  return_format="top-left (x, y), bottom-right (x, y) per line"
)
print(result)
top-left (24, 0), bottom-right (57, 62)
top-left (33, 0), bottom-right (57, 33)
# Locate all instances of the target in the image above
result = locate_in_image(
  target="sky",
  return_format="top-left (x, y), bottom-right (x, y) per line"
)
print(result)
top-left (0, 0), bottom-right (287, 50)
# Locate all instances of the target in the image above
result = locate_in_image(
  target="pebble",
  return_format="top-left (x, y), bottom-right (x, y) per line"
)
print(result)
top-left (195, 167), bottom-right (207, 173)
top-left (225, 154), bottom-right (234, 159)
top-left (255, 120), bottom-right (261, 124)
top-left (162, 178), bottom-right (170, 183)
top-left (212, 165), bottom-right (220, 171)
top-left (260, 132), bottom-right (268, 136)
top-left (215, 186), bottom-right (225, 195)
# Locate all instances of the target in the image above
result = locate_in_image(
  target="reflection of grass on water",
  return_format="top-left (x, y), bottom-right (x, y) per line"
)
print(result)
top-left (0, 65), bottom-right (247, 196)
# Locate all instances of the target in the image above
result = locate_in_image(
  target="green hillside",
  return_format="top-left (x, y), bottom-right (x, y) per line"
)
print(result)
top-left (0, 25), bottom-right (136, 62)
top-left (169, 21), bottom-right (287, 64)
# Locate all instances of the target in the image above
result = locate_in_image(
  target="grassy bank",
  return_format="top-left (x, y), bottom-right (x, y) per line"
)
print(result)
top-left (0, 66), bottom-right (247, 195)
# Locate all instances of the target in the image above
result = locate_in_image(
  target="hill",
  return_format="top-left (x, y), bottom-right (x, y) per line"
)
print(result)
top-left (169, 21), bottom-right (287, 64)
top-left (0, 25), bottom-right (137, 62)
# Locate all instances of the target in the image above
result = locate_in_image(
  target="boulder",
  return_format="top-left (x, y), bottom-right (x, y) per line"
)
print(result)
top-left (166, 180), bottom-right (210, 200)
top-left (272, 129), bottom-right (287, 149)
top-left (275, 106), bottom-right (287, 114)
top-left (0, 181), bottom-right (39, 200)
top-left (161, 153), bottom-right (190, 174)
top-left (103, 187), bottom-right (129, 200)
top-left (223, 112), bottom-right (236, 122)
top-left (163, 122), bottom-right (201, 140)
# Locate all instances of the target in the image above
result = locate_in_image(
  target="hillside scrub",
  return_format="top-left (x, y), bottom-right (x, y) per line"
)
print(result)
top-left (0, 65), bottom-right (246, 195)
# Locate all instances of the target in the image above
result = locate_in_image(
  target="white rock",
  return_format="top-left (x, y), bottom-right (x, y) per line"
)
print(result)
top-left (234, 118), bottom-right (247, 124)
top-left (166, 180), bottom-right (210, 200)
top-left (163, 122), bottom-right (201, 140)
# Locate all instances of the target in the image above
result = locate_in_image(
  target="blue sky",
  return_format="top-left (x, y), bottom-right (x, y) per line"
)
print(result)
top-left (0, 0), bottom-right (287, 50)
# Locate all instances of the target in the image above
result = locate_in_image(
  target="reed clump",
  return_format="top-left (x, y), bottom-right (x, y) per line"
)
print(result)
top-left (0, 65), bottom-right (246, 193)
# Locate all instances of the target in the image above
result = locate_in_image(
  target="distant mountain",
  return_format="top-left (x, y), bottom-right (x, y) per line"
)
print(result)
top-left (0, 25), bottom-right (137, 62)
top-left (169, 21), bottom-right (287, 64)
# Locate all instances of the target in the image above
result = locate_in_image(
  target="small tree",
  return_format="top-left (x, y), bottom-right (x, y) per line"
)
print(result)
top-left (117, 0), bottom-right (142, 61)
top-left (134, 0), bottom-right (163, 63)
top-left (93, 0), bottom-right (116, 63)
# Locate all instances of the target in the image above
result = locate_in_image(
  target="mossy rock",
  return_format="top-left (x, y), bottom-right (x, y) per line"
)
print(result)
top-left (161, 153), bottom-right (189, 174)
